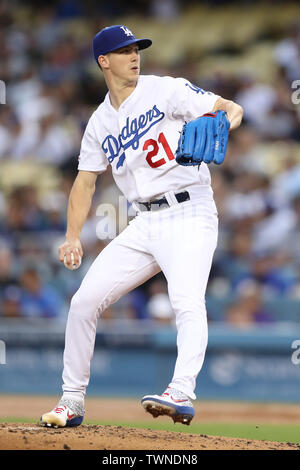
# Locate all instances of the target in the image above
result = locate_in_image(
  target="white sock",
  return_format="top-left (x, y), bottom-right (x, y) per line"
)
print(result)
top-left (62, 391), bottom-right (85, 403)
top-left (60, 392), bottom-right (85, 415)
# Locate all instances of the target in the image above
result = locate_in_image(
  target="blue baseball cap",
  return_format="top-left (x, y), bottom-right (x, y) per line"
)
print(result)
top-left (93, 25), bottom-right (152, 64)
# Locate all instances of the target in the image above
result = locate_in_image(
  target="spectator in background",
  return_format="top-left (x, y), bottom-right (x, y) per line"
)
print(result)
top-left (39, 36), bottom-right (83, 85)
top-left (273, 21), bottom-right (300, 83)
top-left (149, 0), bottom-right (180, 21)
top-left (220, 125), bottom-right (268, 176)
top-left (8, 84), bottom-right (81, 164)
top-left (1, 285), bottom-right (22, 318)
top-left (7, 66), bottom-right (42, 111)
top-left (33, 5), bottom-right (65, 53)
top-left (252, 197), bottom-right (297, 254)
top-left (0, 240), bottom-right (21, 318)
top-left (213, 227), bottom-right (253, 293)
top-left (258, 85), bottom-right (297, 140)
top-left (148, 293), bottom-right (174, 324)
top-left (0, 185), bottom-right (48, 234)
top-left (19, 267), bottom-right (64, 319)
top-left (270, 152), bottom-right (300, 207)
top-left (223, 171), bottom-right (272, 229)
top-left (234, 75), bottom-right (277, 131)
top-left (209, 167), bottom-right (231, 223)
top-left (237, 251), bottom-right (298, 298)
top-left (0, 240), bottom-right (17, 290)
top-left (281, 195), bottom-right (300, 267)
top-left (225, 280), bottom-right (273, 328)
top-left (28, 109), bottom-right (79, 166)
top-left (0, 105), bottom-right (14, 159)
top-left (146, 277), bottom-right (174, 325)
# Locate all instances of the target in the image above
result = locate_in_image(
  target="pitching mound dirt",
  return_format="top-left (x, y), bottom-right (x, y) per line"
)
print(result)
top-left (0, 422), bottom-right (299, 450)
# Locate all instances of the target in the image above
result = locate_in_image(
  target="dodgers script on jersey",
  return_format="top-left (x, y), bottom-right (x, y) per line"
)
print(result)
top-left (78, 75), bottom-right (219, 202)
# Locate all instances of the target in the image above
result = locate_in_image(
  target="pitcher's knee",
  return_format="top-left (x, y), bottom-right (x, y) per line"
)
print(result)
top-left (69, 288), bottom-right (112, 319)
top-left (69, 291), bottom-right (100, 320)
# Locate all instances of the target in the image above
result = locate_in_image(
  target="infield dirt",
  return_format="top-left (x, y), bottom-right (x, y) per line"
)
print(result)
top-left (0, 395), bottom-right (300, 450)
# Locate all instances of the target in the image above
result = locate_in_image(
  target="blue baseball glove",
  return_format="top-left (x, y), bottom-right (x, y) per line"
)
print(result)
top-left (175, 110), bottom-right (230, 166)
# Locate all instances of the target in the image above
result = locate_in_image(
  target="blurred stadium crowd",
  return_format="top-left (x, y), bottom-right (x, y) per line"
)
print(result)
top-left (0, 0), bottom-right (300, 326)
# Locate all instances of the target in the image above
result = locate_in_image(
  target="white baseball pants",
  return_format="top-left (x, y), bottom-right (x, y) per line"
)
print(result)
top-left (62, 188), bottom-right (218, 400)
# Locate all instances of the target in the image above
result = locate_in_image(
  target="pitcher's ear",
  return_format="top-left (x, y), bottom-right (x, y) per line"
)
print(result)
top-left (98, 55), bottom-right (108, 70)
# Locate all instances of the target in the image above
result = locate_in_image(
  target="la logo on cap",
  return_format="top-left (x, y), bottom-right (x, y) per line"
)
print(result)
top-left (120, 26), bottom-right (133, 37)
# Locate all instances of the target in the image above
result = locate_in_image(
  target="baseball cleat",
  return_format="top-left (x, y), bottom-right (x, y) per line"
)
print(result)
top-left (40, 398), bottom-right (84, 428)
top-left (141, 387), bottom-right (195, 425)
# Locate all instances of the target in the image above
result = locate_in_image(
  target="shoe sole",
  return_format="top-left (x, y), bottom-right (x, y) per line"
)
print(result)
top-left (39, 413), bottom-right (83, 428)
top-left (141, 398), bottom-right (194, 425)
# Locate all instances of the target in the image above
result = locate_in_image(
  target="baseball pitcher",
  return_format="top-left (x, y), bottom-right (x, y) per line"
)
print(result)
top-left (40, 25), bottom-right (243, 428)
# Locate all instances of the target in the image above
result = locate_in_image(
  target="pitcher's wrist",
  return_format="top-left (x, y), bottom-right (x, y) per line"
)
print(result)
top-left (66, 231), bottom-right (80, 243)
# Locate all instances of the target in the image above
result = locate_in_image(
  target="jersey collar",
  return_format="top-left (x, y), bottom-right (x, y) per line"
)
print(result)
top-left (104, 76), bottom-right (143, 113)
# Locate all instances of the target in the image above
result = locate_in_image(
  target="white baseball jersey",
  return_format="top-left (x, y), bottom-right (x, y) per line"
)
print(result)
top-left (78, 75), bottom-right (219, 202)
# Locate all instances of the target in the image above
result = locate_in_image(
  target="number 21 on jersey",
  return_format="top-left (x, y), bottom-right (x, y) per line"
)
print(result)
top-left (143, 132), bottom-right (174, 168)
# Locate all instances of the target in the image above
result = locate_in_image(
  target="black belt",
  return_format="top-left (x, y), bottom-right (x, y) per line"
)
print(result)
top-left (137, 191), bottom-right (190, 211)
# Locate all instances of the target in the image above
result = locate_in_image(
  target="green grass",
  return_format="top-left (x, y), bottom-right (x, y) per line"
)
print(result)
top-left (88, 420), bottom-right (300, 444)
top-left (1, 417), bottom-right (300, 444)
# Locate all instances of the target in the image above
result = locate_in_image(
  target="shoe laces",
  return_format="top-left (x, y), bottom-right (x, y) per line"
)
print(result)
top-left (53, 405), bottom-right (67, 414)
top-left (162, 387), bottom-right (193, 406)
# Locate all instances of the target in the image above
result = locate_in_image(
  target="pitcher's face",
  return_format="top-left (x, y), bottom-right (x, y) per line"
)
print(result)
top-left (100, 44), bottom-right (140, 82)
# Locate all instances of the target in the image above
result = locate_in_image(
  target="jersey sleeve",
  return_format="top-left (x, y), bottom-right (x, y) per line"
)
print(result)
top-left (167, 77), bottom-right (220, 122)
top-left (77, 115), bottom-right (108, 173)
